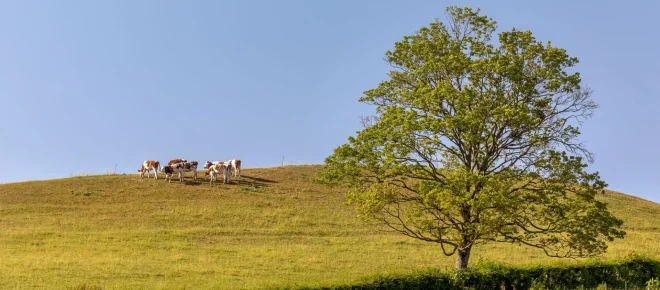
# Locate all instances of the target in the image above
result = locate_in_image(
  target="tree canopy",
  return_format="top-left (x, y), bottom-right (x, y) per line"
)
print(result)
top-left (316, 6), bottom-right (625, 269)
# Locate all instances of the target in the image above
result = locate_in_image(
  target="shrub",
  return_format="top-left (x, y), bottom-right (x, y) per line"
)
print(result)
top-left (291, 255), bottom-right (660, 290)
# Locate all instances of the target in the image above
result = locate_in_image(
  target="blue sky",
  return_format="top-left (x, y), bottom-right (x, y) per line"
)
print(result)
top-left (0, 0), bottom-right (658, 202)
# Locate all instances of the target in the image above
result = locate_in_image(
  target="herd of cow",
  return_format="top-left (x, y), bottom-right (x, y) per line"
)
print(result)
top-left (137, 158), bottom-right (241, 185)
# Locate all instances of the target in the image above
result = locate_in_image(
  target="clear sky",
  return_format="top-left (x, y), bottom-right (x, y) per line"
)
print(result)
top-left (1, 0), bottom-right (658, 202)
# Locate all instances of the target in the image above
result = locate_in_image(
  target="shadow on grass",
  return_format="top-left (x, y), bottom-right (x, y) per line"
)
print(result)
top-left (241, 175), bottom-right (278, 184)
top-left (183, 180), bottom-right (205, 186)
top-left (151, 174), bottom-right (277, 189)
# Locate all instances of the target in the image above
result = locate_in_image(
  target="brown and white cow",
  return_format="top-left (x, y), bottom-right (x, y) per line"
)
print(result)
top-left (204, 161), bottom-right (225, 179)
top-left (205, 162), bottom-right (231, 185)
top-left (168, 159), bottom-right (187, 166)
top-left (204, 166), bottom-right (217, 184)
top-left (138, 160), bottom-right (160, 180)
top-left (203, 160), bottom-right (222, 169)
top-left (227, 159), bottom-right (241, 179)
top-left (182, 161), bottom-right (199, 180)
top-left (160, 162), bottom-right (185, 183)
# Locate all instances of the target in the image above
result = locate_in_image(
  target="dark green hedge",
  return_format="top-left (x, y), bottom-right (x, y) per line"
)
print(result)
top-left (285, 255), bottom-right (660, 290)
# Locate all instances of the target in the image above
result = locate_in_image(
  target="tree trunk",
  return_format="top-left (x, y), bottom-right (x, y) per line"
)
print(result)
top-left (455, 246), bottom-right (472, 269)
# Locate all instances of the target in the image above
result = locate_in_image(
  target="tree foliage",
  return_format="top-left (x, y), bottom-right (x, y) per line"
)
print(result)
top-left (316, 6), bottom-right (625, 269)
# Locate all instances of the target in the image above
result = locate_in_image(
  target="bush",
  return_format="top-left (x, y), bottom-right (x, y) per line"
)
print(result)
top-left (289, 255), bottom-right (660, 290)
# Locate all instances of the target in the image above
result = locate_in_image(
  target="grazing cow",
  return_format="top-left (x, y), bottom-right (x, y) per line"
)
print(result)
top-left (138, 160), bottom-right (160, 180)
top-left (183, 161), bottom-right (199, 180)
top-left (227, 159), bottom-right (241, 179)
top-left (205, 163), bottom-right (231, 185)
top-left (168, 159), bottom-right (187, 166)
top-left (160, 162), bottom-right (185, 183)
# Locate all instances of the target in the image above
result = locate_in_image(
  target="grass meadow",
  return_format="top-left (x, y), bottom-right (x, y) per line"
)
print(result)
top-left (0, 165), bottom-right (659, 289)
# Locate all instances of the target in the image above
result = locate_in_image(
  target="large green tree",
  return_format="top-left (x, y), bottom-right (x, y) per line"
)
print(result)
top-left (316, 6), bottom-right (625, 269)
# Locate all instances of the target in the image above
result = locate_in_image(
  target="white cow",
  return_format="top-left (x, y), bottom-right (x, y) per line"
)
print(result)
top-left (160, 162), bottom-right (186, 183)
top-left (204, 161), bottom-right (225, 178)
top-left (205, 163), bottom-right (231, 185)
top-left (182, 161), bottom-right (199, 180)
top-left (204, 160), bottom-right (223, 169)
top-left (138, 160), bottom-right (160, 180)
top-left (227, 159), bottom-right (241, 179)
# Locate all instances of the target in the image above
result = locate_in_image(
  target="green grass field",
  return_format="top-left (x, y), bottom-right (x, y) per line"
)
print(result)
top-left (0, 165), bottom-right (659, 289)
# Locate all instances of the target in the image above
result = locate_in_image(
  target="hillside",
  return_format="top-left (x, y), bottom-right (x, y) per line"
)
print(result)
top-left (0, 165), bottom-right (658, 289)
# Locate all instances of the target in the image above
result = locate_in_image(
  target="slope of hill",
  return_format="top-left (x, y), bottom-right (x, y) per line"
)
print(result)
top-left (0, 165), bottom-right (658, 289)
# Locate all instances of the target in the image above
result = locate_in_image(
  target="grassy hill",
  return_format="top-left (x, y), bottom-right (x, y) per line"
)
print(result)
top-left (0, 165), bottom-right (658, 289)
